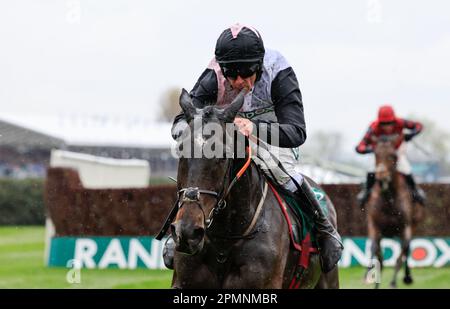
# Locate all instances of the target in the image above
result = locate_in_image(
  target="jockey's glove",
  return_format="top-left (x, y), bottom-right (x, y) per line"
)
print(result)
top-left (404, 133), bottom-right (414, 142)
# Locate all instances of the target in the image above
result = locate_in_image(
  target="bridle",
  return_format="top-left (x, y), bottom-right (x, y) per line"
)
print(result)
top-left (178, 146), bottom-right (252, 229)
top-left (156, 147), bottom-right (252, 240)
top-left (375, 162), bottom-right (390, 185)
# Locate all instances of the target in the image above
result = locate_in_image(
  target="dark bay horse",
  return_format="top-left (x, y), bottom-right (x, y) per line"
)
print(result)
top-left (167, 89), bottom-right (339, 289)
top-left (365, 135), bottom-right (424, 288)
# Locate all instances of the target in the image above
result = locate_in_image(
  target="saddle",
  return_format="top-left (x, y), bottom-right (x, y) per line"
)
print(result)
top-left (264, 176), bottom-right (322, 266)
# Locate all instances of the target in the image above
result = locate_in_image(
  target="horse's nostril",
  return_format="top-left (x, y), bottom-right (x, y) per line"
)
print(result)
top-left (192, 227), bottom-right (205, 241)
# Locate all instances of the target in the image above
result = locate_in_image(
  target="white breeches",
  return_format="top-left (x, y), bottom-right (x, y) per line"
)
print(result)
top-left (250, 139), bottom-right (303, 192)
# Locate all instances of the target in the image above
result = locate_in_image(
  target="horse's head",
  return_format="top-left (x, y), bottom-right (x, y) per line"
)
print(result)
top-left (373, 135), bottom-right (399, 191)
top-left (171, 89), bottom-right (246, 255)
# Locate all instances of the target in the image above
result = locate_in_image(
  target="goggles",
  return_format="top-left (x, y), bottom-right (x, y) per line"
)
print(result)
top-left (221, 62), bottom-right (260, 79)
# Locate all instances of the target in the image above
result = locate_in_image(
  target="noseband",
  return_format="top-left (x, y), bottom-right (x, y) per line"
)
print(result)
top-left (178, 187), bottom-right (225, 228)
top-left (375, 160), bottom-right (395, 192)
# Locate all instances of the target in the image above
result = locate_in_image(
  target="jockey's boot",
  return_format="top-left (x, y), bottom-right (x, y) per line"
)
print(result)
top-left (295, 179), bottom-right (343, 273)
top-left (162, 236), bottom-right (175, 269)
top-left (356, 172), bottom-right (376, 208)
top-left (404, 174), bottom-right (426, 206)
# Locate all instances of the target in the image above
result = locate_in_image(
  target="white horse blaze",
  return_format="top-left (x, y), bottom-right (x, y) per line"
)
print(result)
top-left (194, 135), bottom-right (206, 149)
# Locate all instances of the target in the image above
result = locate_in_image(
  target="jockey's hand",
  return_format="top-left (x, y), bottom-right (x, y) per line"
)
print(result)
top-left (404, 133), bottom-right (414, 142)
top-left (366, 145), bottom-right (374, 153)
top-left (370, 135), bottom-right (378, 144)
top-left (234, 117), bottom-right (254, 137)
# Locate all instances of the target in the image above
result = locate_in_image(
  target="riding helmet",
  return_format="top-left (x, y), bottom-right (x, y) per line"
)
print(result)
top-left (215, 24), bottom-right (265, 64)
top-left (378, 105), bottom-right (396, 123)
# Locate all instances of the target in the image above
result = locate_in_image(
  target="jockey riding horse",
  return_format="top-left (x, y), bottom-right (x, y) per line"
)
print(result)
top-left (355, 105), bottom-right (426, 208)
top-left (164, 23), bottom-right (343, 274)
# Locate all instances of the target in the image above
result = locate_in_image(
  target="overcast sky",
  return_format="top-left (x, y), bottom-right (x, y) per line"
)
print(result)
top-left (1, 0), bottom-right (449, 157)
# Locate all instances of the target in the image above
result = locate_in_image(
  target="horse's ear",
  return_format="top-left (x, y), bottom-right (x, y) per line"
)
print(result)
top-left (222, 89), bottom-right (246, 122)
top-left (179, 88), bottom-right (196, 121)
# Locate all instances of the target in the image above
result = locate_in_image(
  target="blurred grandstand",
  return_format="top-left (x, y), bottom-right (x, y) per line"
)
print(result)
top-left (0, 113), bottom-right (177, 180)
top-left (0, 113), bottom-right (446, 183)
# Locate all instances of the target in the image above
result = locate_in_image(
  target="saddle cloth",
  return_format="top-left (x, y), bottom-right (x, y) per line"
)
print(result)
top-left (266, 176), bottom-right (328, 248)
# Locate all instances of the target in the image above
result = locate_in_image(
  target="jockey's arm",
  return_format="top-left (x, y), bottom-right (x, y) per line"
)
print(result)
top-left (402, 119), bottom-right (423, 142)
top-left (252, 67), bottom-right (307, 148)
top-left (355, 126), bottom-right (375, 154)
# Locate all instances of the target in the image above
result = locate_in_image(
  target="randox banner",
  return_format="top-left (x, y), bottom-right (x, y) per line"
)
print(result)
top-left (47, 236), bottom-right (450, 269)
top-left (48, 236), bottom-right (167, 269)
top-left (339, 237), bottom-right (450, 268)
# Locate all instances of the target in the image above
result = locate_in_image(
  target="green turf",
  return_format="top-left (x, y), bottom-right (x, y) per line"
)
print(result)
top-left (0, 226), bottom-right (172, 289)
top-left (0, 226), bottom-right (449, 289)
top-left (339, 265), bottom-right (450, 289)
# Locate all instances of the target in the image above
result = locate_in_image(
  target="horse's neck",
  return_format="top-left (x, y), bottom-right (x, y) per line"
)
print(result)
top-left (378, 171), bottom-right (408, 208)
top-left (393, 172), bottom-right (412, 202)
top-left (390, 171), bottom-right (409, 196)
top-left (214, 162), bottom-right (264, 235)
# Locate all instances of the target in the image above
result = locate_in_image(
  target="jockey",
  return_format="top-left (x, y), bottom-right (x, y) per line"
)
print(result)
top-left (355, 105), bottom-right (426, 207)
top-left (166, 23), bottom-right (343, 273)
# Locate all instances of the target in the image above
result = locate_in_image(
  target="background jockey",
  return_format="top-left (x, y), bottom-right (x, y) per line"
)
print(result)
top-left (168, 23), bottom-right (343, 273)
top-left (355, 105), bottom-right (426, 207)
